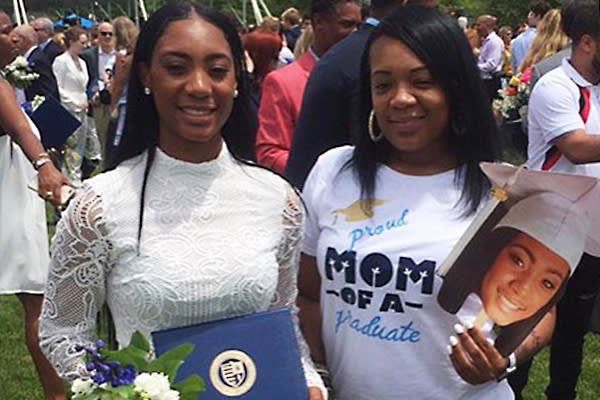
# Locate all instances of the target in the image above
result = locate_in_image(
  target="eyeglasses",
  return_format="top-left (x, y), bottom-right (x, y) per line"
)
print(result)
top-left (100, 31), bottom-right (113, 37)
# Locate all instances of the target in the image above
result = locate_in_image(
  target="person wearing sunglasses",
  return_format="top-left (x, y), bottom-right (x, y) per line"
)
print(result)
top-left (80, 21), bottom-right (115, 174)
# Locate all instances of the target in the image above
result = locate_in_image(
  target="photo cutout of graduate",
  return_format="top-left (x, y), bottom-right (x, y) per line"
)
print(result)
top-left (437, 163), bottom-right (600, 357)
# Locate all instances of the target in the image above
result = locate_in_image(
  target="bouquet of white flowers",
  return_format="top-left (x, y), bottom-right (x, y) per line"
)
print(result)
top-left (71, 332), bottom-right (205, 400)
top-left (3, 56), bottom-right (39, 89)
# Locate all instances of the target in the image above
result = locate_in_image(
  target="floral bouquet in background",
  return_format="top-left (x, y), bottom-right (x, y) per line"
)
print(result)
top-left (3, 55), bottom-right (39, 89)
top-left (71, 332), bottom-right (205, 400)
top-left (493, 68), bottom-right (532, 122)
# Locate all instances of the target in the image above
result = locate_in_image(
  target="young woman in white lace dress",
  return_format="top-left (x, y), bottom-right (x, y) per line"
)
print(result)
top-left (0, 9), bottom-right (70, 400)
top-left (39, 3), bottom-right (326, 399)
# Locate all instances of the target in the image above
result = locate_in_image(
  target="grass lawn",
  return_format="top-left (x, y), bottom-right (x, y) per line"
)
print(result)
top-left (1, 292), bottom-right (599, 399)
top-left (2, 189), bottom-right (599, 399)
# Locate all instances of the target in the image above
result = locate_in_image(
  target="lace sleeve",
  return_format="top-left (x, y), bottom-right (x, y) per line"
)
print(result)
top-left (271, 187), bottom-right (327, 399)
top-left (39, 184), bottom-right (112, 381)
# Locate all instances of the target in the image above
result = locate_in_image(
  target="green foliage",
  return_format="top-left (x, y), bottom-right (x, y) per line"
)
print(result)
top-left (441, 0), bottom-right (564, 28)
top-left (75, 330), bottom-right (204, 399)
top-left (174, 375), bottom-right (207, 400)
top-left (146, 342), bottom-right (195, 384)
top-left (102, 331), bottom-right (202, 388)
top-left (3, 0), bottom-right (568, 32)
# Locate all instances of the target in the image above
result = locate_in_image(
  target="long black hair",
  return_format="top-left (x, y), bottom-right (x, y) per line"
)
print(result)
top-left (111, 2), bottom-right (256, 249)
top-left (115, 2), bottom-right (254, 167)
top-left (353, 6), bottom-right (499, 216)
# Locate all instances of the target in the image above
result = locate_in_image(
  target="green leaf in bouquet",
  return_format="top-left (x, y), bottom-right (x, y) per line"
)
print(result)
top-left (74, 392), bottom-right (105, 400)
top-left (173, 375), bottom-right (206, 400)
top-left (102, 383), bottom-right (136, 398)
top-left (147, 343), bottom-right (194, 383)
top-left (103, 346), bottom-right (149, 372)
top-left (146, 359), bottom-right (181, 383)
top-left (129, 330), bottom-right (151, 352)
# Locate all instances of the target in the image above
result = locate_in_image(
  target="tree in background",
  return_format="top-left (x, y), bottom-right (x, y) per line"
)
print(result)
top-left (0, 0), bottom-right (565, 44)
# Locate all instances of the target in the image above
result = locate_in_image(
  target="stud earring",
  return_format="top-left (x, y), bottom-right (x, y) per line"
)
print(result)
top-left (144, 87), bottom-right (151, 95)
top-left (233, 89), bottom-right (239, 98)
top-left (368, 110), bottom-right (383, 142)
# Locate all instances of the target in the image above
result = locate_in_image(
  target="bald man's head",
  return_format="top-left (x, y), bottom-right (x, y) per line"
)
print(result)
top-left (11, 24), bottom-right (36, 55)
top-left (475, 15), bottom-right (496, 37)
top-left (31, 18), bottom-right (54, 44)
top-left (97, 21), bottom-right (114, 51)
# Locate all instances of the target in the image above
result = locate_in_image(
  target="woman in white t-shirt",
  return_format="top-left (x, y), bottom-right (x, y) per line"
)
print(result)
top-left (298, 6), bottom-right (556, 400)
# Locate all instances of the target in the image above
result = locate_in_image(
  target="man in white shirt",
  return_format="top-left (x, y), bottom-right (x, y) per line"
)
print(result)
top-left (475, 15), bottom-right (504, 101)
top-left (510, 1), bottom-right (551, 72)
top-left (524, 1), bottom-right (600, 399)
top-left (80, 21), bottom-right (115, 171)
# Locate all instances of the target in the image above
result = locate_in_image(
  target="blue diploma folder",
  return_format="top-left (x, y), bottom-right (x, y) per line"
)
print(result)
top-left (152, 307), bottom-right (309, 399)
top-left (28, 96), bottom-right (80, 149)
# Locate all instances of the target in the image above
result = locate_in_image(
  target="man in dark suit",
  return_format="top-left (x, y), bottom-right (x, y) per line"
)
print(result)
top-left (285, 0), bottom-right (439, 189)
top-left (10, 24), bottom-right (59, 101)
top-left (31, 17), bottom-right (63, 64)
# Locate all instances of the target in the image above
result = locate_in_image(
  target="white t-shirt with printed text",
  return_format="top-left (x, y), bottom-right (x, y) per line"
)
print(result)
top-left (302, 146), bottom-right (514, 400)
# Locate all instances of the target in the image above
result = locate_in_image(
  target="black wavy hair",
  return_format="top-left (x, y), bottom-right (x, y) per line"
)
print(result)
top-left (111, 2), bottom-right (256, 249)
top-left (115, 2), bottom-right (254, 167)
top-left (310, 0), bottom-right (361, 18)
top-left (353, 5), bottom-right (499, 216)
top-left (562, 0), bottom-right (599, 44)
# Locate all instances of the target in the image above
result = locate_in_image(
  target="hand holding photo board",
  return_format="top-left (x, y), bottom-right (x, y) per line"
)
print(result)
top-left (437, 163), bottom-right (600, 356)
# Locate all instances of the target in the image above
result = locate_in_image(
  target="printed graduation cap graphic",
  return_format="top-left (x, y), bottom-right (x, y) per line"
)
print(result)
top-left (437, 163), bottom-right (600, 356)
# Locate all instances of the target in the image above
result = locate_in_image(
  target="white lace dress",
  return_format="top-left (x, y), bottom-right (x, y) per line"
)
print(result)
top-left (39, 143), bottom-right (325, 393)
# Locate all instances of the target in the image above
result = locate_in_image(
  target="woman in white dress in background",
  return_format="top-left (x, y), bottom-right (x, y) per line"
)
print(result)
top-left (52, 27), bottom-right (101, 185)
top-left (0, 9), bottom-right (68, 400)
top-left (39, 3), bottom-right (326, 399)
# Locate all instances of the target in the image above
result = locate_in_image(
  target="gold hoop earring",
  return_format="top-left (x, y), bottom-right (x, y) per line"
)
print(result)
top-left (368, 110), bottom-right (383, 142)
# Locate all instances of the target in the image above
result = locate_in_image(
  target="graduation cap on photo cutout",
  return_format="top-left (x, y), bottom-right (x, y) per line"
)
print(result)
top-left (438, 163), bottom-right (600, 278)
top-left (481, 162), bottom-right (600, 267)
top-left (436, 163), bottom-right (600, 356)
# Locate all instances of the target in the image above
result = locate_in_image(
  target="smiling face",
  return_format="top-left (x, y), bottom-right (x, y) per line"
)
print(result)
top-left (140, 14), bottom-right (236, 162)
top-left (481, 232), bottom-right (569, 326)
top-left (369, 35), bottom-right (452, 170)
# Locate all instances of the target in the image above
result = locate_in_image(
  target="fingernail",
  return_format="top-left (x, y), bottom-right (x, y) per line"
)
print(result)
top-left (449, 336), bottom-right (458, 346)
top-left (487, 338), bottom-right (495, 345)
top-left (447, 345), bottom-right (453, 355)
top-left (454, 323), bottom-right (465, 334)
top-left (464, 320), bottom-right (474, 330)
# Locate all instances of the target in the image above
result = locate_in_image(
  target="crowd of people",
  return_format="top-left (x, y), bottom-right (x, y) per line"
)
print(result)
top-left (0, 0), bottom-right (598, 399)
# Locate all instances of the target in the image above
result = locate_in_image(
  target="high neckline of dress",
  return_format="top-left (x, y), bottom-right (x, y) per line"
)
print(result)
top-left (153, 141), bottom-right (233, 174)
